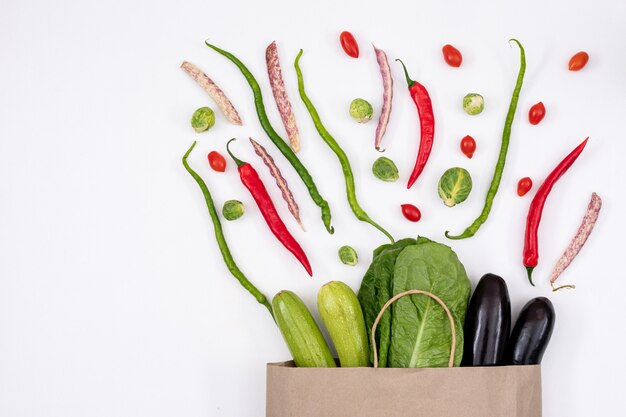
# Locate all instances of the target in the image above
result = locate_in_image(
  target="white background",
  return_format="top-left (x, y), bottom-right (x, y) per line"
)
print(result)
top-left (1, 0), bottom-right (625, 416)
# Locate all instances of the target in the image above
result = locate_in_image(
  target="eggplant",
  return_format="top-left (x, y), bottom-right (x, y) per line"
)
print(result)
top-left (507, 297), bottom-right (555, 365)
top-left (461, 273), bottom-right (511, 366)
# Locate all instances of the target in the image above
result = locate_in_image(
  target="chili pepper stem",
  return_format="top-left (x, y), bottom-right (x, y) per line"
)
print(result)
top-left (551, 282), bottom-right (576, 292)
top-left (526, 267), bottom-right (535, 286)
top-left (226, 138), bottom-right (245, 167)
top-left (395, 59), bottom-right (416, 87)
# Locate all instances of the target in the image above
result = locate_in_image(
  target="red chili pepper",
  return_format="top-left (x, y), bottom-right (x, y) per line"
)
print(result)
top-left (396, 59), bottom-right (435, 189)
top-left (401, 204), bottom-right (421, 222)
top-left (523, 137), bottom-right (588, 285)
top-left (442, 44), bottom-right (462, 67)
top-left (460, 135), bottom-right (476, 158)
top-left (339, 31), bottom-right (359, 58)
top-left (568, 51), bottom-right (589, 71)
top-left (528, 102), bottom-right (546, 125)
top-left (517, 177), bottom-right (533, 196)
top-left (208, 151), bottom-right (226, 172)
top-left (226, 139), bottom-right (312, 276)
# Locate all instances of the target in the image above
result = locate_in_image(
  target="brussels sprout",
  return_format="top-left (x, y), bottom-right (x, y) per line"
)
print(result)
top-left (438, 167), bottom-right (472, 207)
top-left (338, 245), bottom-right (358, 266)
top-left (372, 157), bottom-right (399, 182)
top-left (222, 200), bottom-right (244, 220)
top-left (191, 107), bottom-right (216, 132)
top-left (463, 93), bottom-right (484, 115)
top-left (349, 98), bottom-right (373, 123)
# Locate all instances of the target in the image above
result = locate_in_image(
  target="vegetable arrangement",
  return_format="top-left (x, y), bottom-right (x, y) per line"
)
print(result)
top-left (249, 137), bottom-right (303, 230)
top-left (442, 44), bottom-right (463, 67)
top-left (460, 135), bottom-right (476, 159)
top-left (205, 42), bottom-right (334, 234)
top-left (400, 204), bottom-right (421, 222)
top-left (446, 39), bottom-right (526, 240)
top-left (569, 51), bottom-right (589, 71)
top-left (372, 157), bottom-right (399, 182)
top-left (222, 200), bottom-right (244, 221)
top-left (295, 50), bottom-right (394, 243)
top-left (339, 31), bottom-right (359, 58)
top-left (528, 101), bottom-right (546, 125)
top-left (191, 107), bottom-right (216, 132)
top-left (226, 139), bottom-right (313, 276)
top-left (273, 290), bottom-right (336, 367)
top-left (373, 45), bottom-right (393, 151)
top-left (349, 98), bottom-right (373, 123)
top-left (438, 167), bottom-right (472, 207)
top-left (359, 237), bottom-right (470, 367)
top-left (550, 192), bottom-right (601, 291)
top-left (396, 59), bottom-right (435, 189)
top-left (462, 93), bottom-right (484, 115)
top-left (462, 274), bottom-right (510, 366)
top-left (180, 33), bottom-right (601, 380)
top-left (181, 61), bottom-right (241, 125)
top-left (182, 142), bottom-right (272, 316)
top-left (266, 41), bottom-right (301, 152)
top-left (523, 138), bottom-right (588, 285)
top-left (338, 245), bottom-right (358, 266)
top-left (517, 177), bottom-right (533, 196)
top-left (207, 151), bottom-right (226, 172)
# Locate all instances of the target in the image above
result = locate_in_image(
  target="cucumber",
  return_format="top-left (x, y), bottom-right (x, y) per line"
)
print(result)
top-left (272, 290), bottom-right (336, 368)
top-left (317, 281), bottom-right (370, 367)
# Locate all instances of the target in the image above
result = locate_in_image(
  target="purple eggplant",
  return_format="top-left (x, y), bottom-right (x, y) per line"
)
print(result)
top-left (462, 273), bottom-right (511, 366)
top-left (507, 297), bottom-right (555, 365)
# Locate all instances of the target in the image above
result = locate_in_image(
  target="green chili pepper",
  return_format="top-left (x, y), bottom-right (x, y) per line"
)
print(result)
top-left (182, 141), bottom-right (273, 318)
top-left (295, 50), bottom-right (394, 244)
top-left (205, 42), bottom-right (333, 235)
top-left (445, 39), bottom-right (526, 240)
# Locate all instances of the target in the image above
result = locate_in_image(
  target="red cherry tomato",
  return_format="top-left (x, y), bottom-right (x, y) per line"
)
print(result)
top-left (339, 31), bottom-right (359, 58)
top-left (401, 204), bottom-right (421, 222)
top-left (517, 177), bottom-right (533, 197)
top-left (569, 51), bottom-right (589, 71)
top-left (208, 151), bottom-right (226, 172)
top-left (442, 44), bottom-right (462, 67)
top-left (460, 135), bottom-right (476, 158)
top-left (528, 102), bottom-right (546, 125)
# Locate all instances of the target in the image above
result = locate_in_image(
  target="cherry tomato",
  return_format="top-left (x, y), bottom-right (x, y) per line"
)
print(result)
top-left (528, 102), bottom-right (546, 125)
top-left (401, 204), bottom-right (421, 222)
top-left (568, 51), bottom-right (589, 71)
top-left (517, 177), bottom-right (533, 197)
top-left (339, 31), bottom-right (359, 58)
top-left (208, 151), bottom-right (226, 172)
top-left (460, 135), bottom-right (476, 158)
top-left (442, 44), bottom-right (462, 67)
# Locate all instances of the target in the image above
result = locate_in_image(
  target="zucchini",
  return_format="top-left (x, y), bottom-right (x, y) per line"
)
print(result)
top-left (272, 290), bottom-right (336, 368)
top-left (317, 281), bottom-right (370, 367)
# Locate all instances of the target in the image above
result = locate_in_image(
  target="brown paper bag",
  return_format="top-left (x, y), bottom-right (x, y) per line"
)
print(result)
top-left (266, 290), bottom-right (542, 417)
top-left (267, 362), bottom-right (541, 417)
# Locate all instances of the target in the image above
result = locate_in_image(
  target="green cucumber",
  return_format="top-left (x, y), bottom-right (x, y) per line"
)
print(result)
top-left (272, 291), bottom-right (336, 368)
top-left (317, 281), bottom-right (370, 367)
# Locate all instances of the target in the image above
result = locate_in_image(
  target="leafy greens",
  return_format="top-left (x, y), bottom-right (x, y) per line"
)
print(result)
top-left (358, 237), bottom-right (470, 368)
